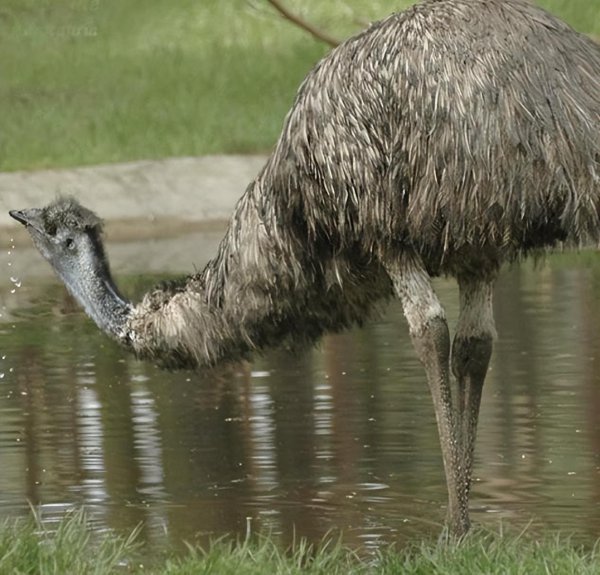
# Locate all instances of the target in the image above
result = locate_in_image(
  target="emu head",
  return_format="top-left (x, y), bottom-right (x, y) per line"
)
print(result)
top-left (9, 197), bottom-right (110, 292)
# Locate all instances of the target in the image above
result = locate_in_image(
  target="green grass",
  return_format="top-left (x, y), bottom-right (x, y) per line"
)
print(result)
top-left (0, 509), bottom-right (138, 575)
top-left (382, 530), bottom-right (600, 575)
top-left (155, 532), bottom-right (600, 575)
top-left (3, 511), bottom-right (600, 575)
top-left (1, 0), bottom-right (598, 172)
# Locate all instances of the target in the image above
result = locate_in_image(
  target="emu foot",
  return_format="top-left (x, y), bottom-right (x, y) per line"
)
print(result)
top-left (442, 509), bottom-right (471, 541)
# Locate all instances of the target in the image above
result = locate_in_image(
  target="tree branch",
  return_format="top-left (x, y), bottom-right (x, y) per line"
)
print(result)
top-left (265, 0), bottom-right (341, 48)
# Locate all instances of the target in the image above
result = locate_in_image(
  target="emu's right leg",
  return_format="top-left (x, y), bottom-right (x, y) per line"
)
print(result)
top-left (386, 254), bottom-right (469, 537)
top-left (451, 277), bottom-right (496, 527)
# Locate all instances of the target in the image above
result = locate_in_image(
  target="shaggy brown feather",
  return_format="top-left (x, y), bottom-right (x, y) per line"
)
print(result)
top-left (127, 0), bottom-right (600, 366)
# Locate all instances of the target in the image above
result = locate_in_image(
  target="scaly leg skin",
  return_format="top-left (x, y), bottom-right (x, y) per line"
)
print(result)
top-left (451, 277), bottom-right (496, 527)
top-left (386, 253), bottom-right (469, 537)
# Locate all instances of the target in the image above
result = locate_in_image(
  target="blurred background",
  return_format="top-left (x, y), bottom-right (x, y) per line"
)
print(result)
top-left (0, 0), bottom-right (598, 172)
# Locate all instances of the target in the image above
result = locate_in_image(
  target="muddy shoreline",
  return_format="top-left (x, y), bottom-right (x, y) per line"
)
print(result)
top-left (0, 155), bottom-right (266, 293)
top-left (0, 155), bottom-right (267, 243)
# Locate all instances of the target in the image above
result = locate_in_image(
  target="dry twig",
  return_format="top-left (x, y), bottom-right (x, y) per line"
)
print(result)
top-left (265, 0), bottom-right (341, 47)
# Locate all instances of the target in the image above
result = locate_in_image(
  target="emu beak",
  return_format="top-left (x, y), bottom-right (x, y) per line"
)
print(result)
top-left (9, 210), bottom-right (29, 226)
top-left (9, 208), bottom-right (44, 232)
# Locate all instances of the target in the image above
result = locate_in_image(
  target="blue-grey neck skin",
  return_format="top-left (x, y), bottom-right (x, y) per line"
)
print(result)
top-left (58, 263), bottom-right (132, 341)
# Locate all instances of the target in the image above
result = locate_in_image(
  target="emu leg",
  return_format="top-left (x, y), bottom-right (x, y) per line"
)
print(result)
top-left (451, 278), bottom-right (496, 526)
top-left (387, 254), bottom-right (468, 536)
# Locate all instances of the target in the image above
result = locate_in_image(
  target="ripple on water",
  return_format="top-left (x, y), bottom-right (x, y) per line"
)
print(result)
top-left (2, 254), bottom-right (600, 549)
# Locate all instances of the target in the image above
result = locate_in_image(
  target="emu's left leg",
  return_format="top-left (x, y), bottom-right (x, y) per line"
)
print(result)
top-left (451, 277), bottom-right (496, 517)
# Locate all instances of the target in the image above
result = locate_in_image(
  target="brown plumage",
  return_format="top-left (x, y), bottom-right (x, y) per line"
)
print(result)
top-left (10, 0), bottom-right (600, 537)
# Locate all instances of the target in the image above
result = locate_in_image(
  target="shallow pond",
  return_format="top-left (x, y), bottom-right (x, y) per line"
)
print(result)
top-left (2, 227), bottom-right (600, 553)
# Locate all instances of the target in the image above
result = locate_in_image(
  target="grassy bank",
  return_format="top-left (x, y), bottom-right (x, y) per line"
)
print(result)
top-left (3, 512), bottom-right (600, 575)
top-left (1, 0), bottom-right (598, 172)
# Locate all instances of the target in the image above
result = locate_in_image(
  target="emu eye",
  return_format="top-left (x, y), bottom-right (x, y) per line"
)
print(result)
top-left (65, 238), bottom-right (75, 250)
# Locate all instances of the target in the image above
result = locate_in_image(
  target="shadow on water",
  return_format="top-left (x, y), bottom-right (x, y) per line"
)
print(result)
top-left (3, 228), bottom-right (600, 553)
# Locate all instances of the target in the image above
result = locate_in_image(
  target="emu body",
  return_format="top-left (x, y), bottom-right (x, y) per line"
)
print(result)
top-left (10, 0), bottom-right (600, 536)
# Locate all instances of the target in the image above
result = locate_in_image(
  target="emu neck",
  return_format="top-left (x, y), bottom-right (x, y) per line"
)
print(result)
top-left (60, 264), bottom-right (132, 342)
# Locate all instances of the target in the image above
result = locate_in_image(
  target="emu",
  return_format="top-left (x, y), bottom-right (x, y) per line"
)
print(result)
top-left (9, 0), bottom-right (600, 537)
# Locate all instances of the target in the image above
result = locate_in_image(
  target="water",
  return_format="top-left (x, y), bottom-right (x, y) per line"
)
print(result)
top-left (2, 228), bottom-right (600, 553)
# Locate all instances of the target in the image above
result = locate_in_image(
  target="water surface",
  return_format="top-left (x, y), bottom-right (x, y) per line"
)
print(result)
top-left (2, 229), bottom-right (600, 553)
